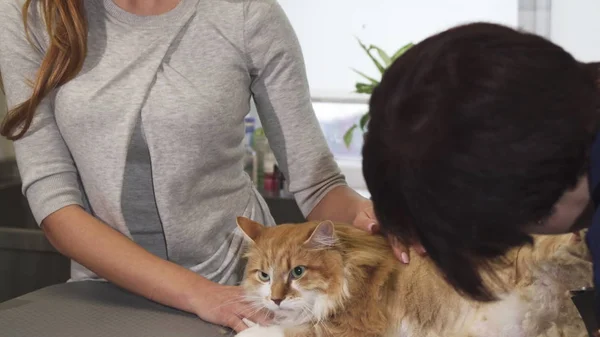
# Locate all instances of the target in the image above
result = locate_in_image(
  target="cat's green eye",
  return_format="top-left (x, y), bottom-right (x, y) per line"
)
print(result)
top-left (257, 271), bottom-right (270, 282)
top-left (290, 266), bottom-right (306, 279)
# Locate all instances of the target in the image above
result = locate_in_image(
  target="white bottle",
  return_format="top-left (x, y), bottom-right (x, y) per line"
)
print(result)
top-left (244, 117), bottom-right (258, 184)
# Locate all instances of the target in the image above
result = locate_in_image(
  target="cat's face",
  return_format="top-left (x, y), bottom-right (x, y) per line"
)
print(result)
top-left (237, 217), bottom-right (347, 323)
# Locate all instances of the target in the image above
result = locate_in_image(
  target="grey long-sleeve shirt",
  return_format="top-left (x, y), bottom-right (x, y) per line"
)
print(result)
top-left (0, 0), bottom-right (346, 284)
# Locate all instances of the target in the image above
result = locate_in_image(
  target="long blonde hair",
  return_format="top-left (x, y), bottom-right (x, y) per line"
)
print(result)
top-left (0, 0), bottom-right (87, 140)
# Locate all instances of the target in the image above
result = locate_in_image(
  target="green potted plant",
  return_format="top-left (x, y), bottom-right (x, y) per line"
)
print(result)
top-left (343, 39), bottom-right (413, 147)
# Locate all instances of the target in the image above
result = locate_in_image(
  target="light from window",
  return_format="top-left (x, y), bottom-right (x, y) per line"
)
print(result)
top-left (312, 99), bottom-right (369, 195)
top-left (312, 101), bottom-right (368, 161)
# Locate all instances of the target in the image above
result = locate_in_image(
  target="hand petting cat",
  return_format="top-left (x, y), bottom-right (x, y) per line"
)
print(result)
top-left (352, 199), bottom-right (426, 264)
top-left (192, 283), bottom-right (272, 333)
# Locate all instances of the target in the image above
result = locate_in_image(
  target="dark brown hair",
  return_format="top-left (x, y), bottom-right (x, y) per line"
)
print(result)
top-left (363, 22), bottom-right (600, 301)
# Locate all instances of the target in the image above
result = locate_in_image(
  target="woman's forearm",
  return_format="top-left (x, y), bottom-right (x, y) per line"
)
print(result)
top-left (307, 185), bottom-right (368, 224)
top-left (41, 205), bottom-right (212, 314)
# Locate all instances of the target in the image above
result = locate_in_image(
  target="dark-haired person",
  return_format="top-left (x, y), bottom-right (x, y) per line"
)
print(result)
top-left (362, 22), bottom-right (600, 324)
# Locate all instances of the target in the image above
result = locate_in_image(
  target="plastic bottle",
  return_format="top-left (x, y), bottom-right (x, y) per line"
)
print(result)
top-left (274, 164), bottom-right (290, 197)
top-left (243, 117), bottom-right (258, 184)
top-left (262, 151), bottom-right (277, 194)
top-left (253, 127), bottom-right (269, 190)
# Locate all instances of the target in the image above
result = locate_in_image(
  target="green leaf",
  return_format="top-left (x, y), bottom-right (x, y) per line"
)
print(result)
top-left (343, 124), bottom-right (357, 148)
top-left (351, 68), bottom-right (379, 84)
top-left (391, 42), bottom-right (414, 61)
top-left (359, 112), bottom-right (370, 131)
top-left (356, 37), bottom-right (386, 74)
top-left (355, 82), bottom-right (375, 94)
top-left (369, 45), bottom-right (392, 67)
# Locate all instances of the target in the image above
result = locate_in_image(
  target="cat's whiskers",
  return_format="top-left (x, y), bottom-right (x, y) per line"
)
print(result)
top-left (320, 322), bottom-right (334, 336)
top-left (240, 306), bottom-right (264, 321)
top-left (206, 295), bottom-right (248, 313)
top-left (311, 311), bottom-right (334, 337)
top-left (205, 294), bottom-right (264, 318)
top-left (244, 300), bottom-right (265, 310)
top-left (239, 295), bottom-right (278, 325)
top-left (242, 294), bottom-right (265, 302)
top-left (301, 302), bottom-right (320, 325)
top-left (241, 297), bottom-right (269, 313)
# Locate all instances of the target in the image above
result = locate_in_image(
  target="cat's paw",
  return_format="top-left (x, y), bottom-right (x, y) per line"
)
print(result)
top-left (235, 325), bottom-right (285, 337)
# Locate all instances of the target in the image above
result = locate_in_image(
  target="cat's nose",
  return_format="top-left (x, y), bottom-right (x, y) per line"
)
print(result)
top-left (271, 298), bottom-right (283, 306)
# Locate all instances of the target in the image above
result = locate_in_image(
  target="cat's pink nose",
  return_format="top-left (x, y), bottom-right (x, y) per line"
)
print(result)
top-left (271, 298), bottom-right (283, 306)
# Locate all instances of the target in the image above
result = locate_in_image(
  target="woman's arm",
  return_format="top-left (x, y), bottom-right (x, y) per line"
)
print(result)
top-left (244, 0), bottom-right (369, 224)
top-left (42, 205), bottom-right (209, 313)
top-left (42, 205), bottom-right (264, 332)
top-left (307, 185), bottom-right (367, 223)
top-left (242, 1), bottom-right (422, 264)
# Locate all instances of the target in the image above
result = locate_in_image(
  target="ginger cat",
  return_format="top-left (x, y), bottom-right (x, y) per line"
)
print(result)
top-left (234, 217), bottom-right (592, 337)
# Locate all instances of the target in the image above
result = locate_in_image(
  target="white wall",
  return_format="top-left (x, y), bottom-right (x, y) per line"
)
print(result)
top-left (278, 0), bottom-right (519, 95)
top-left (550, 0), bottom-right (600, 62)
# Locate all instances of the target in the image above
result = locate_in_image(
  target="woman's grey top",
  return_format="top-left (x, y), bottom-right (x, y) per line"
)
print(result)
top-left (0, 0), bottom-right (346, 284)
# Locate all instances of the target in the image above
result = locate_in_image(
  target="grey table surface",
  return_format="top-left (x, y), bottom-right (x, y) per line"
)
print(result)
top-left (0, 281), bottom-right (230, 337)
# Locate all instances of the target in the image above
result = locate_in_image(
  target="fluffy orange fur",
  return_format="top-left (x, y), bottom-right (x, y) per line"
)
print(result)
top-left (235, 217), bottom-right (592, 337)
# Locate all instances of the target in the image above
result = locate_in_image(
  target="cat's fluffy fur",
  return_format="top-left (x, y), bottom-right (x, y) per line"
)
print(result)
top-left (235, 217), bottom-right (592, 337)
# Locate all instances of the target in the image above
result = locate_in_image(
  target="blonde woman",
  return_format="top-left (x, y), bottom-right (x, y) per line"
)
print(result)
top-left (0, 0), bottom-right (385, 332)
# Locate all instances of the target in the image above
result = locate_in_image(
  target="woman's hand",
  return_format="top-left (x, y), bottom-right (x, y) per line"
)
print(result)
top-left (191, 283), bottom-right (272, 333)
top-left (352, 199), bottom-right (426, 264)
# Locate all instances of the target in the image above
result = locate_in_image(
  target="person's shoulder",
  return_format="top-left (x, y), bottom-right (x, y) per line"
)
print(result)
top-left (0, 0), bottom-right (43, 23)
top-left (0, 0), bottom-right (48, 50)
top-left (0, 0), bottom-right (23, 11)
top-left (0, 0), bottom-right (25, 24)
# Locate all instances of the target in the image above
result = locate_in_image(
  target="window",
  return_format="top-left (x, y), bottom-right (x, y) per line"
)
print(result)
top-left (277, 0), bottom-right (519, 196)
top-left (311, 97), bottom-right (367, 161)
top-left (247, 95), bottom-right (370, 195)
top-left (254, 0), bottom-right (577, 197)
top-left (279, 0), bottom-right (519, 93)
top-left (311, 94), bottom-right (369, 195)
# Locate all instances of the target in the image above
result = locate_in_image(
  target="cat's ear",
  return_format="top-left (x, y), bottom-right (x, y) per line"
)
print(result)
top-left (236, 216), bottom-right (264, 242)
top-left (304, 220), bottom-right (337, 249)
